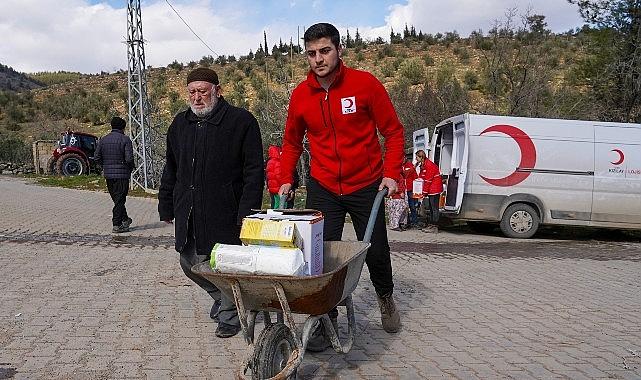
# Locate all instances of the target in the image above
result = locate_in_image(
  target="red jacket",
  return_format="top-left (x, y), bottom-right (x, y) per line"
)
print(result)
top-left (280, 61), bottom-right (405, 195)
top-left (402, 160), bottom-right (417, 192)
top-left (265, 145), bottom-right (282, 194)
top-left (418, 159), bottom-right (443, 195)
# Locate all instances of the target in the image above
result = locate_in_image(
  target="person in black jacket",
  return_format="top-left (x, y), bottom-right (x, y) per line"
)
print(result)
top-left (158, 67), bottom-right (264, 338)
top-left (95, 116), bottom-right (134, 233)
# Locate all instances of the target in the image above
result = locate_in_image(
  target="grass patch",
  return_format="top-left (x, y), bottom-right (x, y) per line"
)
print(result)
top-left (24, 174), bottom-right (310, 206)
top-left (25, 174), bottom-right (156, 198)
top-left (24, 175), bottom-right (358, 224)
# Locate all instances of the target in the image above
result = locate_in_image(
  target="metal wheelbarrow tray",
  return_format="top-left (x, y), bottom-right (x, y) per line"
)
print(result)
top-left (193, 240), bottom-right (369, 315)
top-left (192, 190), bottom-right (386, 379)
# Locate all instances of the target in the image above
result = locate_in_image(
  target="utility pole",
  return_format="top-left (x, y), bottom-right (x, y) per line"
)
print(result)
top-left (126, 0), bottom-right (161, 191)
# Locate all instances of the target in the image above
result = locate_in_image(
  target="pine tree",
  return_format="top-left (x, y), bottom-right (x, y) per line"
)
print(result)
top-left (264, 31), bottom-right (268, 58)
top-left (354, 28), bottom-right (363, 47)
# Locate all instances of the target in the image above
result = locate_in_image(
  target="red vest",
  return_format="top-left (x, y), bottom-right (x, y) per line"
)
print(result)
top-left (402, 161), bottom-right (417, 191)
top-left (418, 159), bottom-right (443, 195)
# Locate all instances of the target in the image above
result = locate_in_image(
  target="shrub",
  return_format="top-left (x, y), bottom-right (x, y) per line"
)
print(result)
top-left (380, 61), bottom-right (397, 77)
top-left (105, 79), bottom-right (118, 93)
top-left (454, 46), bottom-right (471, 63)
top-left (167, 60), bottom-right (184, 71)
top-left (0, 132), bottom-right (31, 163)
top-left (383, 44), bottom-right (396, 57)
top-left (464, 71), bottom-right (480, 90)
top-left (168, 91), bottom-right (186, 116)
top-left (398, 58), bottom-right (425, 85)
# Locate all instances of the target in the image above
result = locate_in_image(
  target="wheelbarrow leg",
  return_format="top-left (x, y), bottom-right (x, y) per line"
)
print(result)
top-left (321, 295), bottom-right (356, 354)
top-left (230, 280), bottom-right (259, 380)
top-left (231, 280), bottom-right (253, 345)
top-left (273, 282), bottom-right (302, 347)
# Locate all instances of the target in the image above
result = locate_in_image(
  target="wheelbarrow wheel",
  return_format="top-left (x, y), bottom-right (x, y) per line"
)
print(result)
top-left (252, 322), bottom-right (297, 380)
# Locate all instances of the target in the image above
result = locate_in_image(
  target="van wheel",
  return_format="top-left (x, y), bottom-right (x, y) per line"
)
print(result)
top-left (500, 204), bottom-right (539, 239)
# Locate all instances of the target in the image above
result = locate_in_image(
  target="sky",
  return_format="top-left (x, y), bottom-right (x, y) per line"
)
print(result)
top-left (0, 0), bottom-right (586, 74)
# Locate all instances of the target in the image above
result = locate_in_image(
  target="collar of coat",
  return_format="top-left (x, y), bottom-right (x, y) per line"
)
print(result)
top-left (110, 129), bottom-right (125, 134)
top-left (305, 59), bottom-right (346, 91)
top-left (184, 96), bottom-right (229, 125)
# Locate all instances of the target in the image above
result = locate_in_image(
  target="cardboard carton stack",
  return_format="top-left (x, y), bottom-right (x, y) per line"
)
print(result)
top-left (210, 209), bottom-right (324, 277)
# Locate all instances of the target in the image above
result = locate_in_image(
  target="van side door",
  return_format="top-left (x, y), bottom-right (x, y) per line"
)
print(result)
top-left (592, 125), bottom-right (641, 225)
top-left (431, 119), bottom-right (468, 213)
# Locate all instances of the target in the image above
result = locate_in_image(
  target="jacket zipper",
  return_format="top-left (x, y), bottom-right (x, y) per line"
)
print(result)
top-left (321, 89), bottom-right (343, 195)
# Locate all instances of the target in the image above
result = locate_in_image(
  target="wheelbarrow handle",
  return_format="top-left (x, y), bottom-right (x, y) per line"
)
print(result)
top-left (363, 188), bottom-right (388, 244)
top-left (278, 187), bottom-right (386, 243)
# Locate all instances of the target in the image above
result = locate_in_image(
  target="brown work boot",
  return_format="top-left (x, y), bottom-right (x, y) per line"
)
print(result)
top-left (377, 292), bottom-right (400, 333)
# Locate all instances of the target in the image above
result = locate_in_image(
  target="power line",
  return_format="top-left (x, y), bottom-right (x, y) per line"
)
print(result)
top-left (164, 0), bottom-right (219, 57)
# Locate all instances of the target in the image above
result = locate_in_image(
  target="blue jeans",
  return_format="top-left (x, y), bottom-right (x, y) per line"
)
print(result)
top-left (406, 191), bottom-right (418, 226)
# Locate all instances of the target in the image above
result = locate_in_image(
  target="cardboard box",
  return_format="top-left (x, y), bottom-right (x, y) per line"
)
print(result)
top-left (244, 210), bottom-right (324, 276)
top-left (240, 219), bottom-right (302, 249)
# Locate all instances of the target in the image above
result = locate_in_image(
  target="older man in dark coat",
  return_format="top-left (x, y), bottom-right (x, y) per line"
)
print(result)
top-left (158, 67), bottom-right (264, 338)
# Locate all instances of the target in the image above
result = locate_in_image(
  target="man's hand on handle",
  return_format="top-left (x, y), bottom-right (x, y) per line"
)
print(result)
top-left (278, 183), bottom-right (292, 197)
top-left (379, 177), bottom-right (398, 196)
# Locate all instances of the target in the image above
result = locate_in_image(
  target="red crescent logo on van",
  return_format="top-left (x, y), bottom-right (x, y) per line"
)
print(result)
top-left (479, 124), bottom-right (537, 187)
top-left (611, 149), bottom-right (624, 165)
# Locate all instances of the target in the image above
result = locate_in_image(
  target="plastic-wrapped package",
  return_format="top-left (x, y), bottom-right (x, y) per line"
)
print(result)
top-left (210, 244), bottom-right (306, 276)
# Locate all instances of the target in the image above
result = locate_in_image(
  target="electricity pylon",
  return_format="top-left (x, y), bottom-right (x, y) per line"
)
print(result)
top-left (126, 0), bottom-right (163, 190)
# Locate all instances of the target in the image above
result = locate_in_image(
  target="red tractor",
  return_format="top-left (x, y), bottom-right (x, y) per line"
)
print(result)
top-left (48, 130), bottom-right (100, 176)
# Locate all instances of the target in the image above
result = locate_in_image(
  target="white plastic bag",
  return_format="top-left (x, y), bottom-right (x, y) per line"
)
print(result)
top-left (210, 244), bottom-right (306, 276)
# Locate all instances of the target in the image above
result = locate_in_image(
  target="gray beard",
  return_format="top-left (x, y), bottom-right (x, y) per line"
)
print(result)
top-left (190, 99), bottom-right (217, 118)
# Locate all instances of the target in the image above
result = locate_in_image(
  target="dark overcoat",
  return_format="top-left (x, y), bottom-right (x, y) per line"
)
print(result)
top-left (158, 98), bottom-right (264, 255)
top-left (95, 129), bottom-right (134, 179)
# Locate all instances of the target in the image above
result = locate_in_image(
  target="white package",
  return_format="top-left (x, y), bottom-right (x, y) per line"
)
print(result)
top-left (210, 244), bottom-right (305, 276)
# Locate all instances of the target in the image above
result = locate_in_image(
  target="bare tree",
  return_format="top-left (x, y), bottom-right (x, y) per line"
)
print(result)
top-left (568, 0), bottom-right (640, 122)
top-left (473, 9), bottom-right (556, 117)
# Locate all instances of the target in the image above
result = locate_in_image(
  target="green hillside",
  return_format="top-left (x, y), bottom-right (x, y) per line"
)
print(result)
top-left (0, 10), bottom-right (639, 165)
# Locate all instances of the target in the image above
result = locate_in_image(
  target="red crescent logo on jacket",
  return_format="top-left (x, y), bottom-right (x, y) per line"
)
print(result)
top-left (341, 96), bottom-right (356, 114)
top-left (479, 124), bottom-right (537, 187)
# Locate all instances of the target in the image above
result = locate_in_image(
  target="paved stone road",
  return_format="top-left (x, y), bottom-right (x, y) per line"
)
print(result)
top-left (1, 176), bottom-right (640, 379)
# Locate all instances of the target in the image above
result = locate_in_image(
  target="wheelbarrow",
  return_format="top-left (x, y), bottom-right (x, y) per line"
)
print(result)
top-left (192, 189), bottom-right (388, 379)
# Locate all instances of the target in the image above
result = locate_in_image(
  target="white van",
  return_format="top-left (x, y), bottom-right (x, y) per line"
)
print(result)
top-left (415, 113), bottom-right (641, 238)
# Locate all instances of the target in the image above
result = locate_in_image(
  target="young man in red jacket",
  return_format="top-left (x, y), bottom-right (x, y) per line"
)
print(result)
top-left (279, 22), bottom-right (404, 350)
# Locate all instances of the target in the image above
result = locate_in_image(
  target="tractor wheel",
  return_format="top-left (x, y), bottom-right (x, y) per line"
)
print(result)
top-left (46, 157), bottom-right (57, 175)
top-left (500, 203), bottom-right (539, 239)
top-left (252, 323), bottom-right (298, 380)
top-left (56, 153), bottom-right (88, 176)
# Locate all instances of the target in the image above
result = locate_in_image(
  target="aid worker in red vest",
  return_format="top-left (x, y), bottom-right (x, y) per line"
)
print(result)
top-left (416, 149), bottom-right (443, 233)
top-left (278, 22), bottom-right (404, 350)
